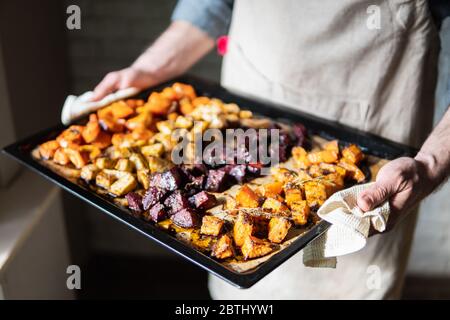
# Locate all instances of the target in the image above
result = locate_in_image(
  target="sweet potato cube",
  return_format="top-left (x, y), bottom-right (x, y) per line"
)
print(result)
top-left (284, 188), bottom-right (303, 207)
top-left (236, 185), bottom-right (260, 208)
top-left (82, 115), bottom-right (101, 143)
top-left (110, 101), bottom-right (134, 119)
top-left (179, 98), bottom-right (195, 115)
top-left (268, 217), bottom-right (292, 243)
top-left (91, 131), bottom-right (112, 149)
top-left (233, 212), bottom-right (255, 247)
top-left (307, 150), bottom-right (339, 164)
top-left (262, 197), bottom-right (289, 213)
top-left (53, 148), bottom-right (70, 165)
top-left (39, 140), bottom-right (60, 159)
top-left (65, 148), bottom-right (89, 169)
top-left (338, 159), bottom-right (366, 182)
top-left (292, 146), bottom-right (311, 169)
top-left (342, 144), bottom-right (364, 164)
top-left (263, 181), bottom-right (284, 198)
top-left (290, 200), bottom-right (310, 226)
top-left (115, 159), bottom-right (134, 172)
top-left (304, 181), bottom-right (328, 207)
top-left (212, 234), bottom-right (234, 260)
top-left (125, 112), bottom-right (152, 130)
top-left (323, 140), bottom-right (339, 154)
top-left (110, 173), bottom-right (137, 196)
top-left (147, 92), bottom-right (171, 115)
top-left (57, 125), bottom-right (84, 147)
top-left (200, 215), bottom-right (224, 236)
top-left (241, 235), bottom-right (274, 260)
top-left (80, 164), bottom-right (99, 181)
top-left (319, 163), bottom-right (347, 177)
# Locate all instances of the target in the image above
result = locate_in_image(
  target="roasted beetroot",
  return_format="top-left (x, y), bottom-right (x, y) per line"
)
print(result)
top-left (148, 203), bottom-right (166, 222)
top-left (164, 190), bottom-right (190, 216)
top-left (142, 187), bottom-right (166, 211)
top-left (170, 208), bottom-right (199, 228)
top-left (151, 167), bottom-right (184, 191)
top-left (205, 169), bottom-right (229, 192)
top-left (125, 192), bottom-right (143, 212)
top-left (189, 191), bottom-right (218, 210)
top-left (227, 164), bottom-right (247, 184)
top-left (292, 123), bottom-right (307, 146)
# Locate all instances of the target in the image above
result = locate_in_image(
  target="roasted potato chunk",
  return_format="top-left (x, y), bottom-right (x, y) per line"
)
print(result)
top-left (110, 173), bottom-right (137, 196)
top-left (241, 235), bottom-right (274, 260)
top-left (290, 200), bottom-right (310, 226)
top-left (141, 143), bottom-right (164, 157)
top-left (268, 217), bottom-right (292, 243)
top-left (136, 169), bottom-right (151, 189)
top-left (200, 216), bottom-right (224, 236)
top-left (236, 185), bottom-right (260, 208)
top-left (212, 234), bottom-right (234, 259)
top-left (80, 164), bottom-right (99, 181)
top-left (233, 212), bottom-right (255, 247)
top-left (115, 159), bottom-right (134, 172)
top-left (95, 171), bottom-right (115, 189)
top-left (342, 144), bottom-right (364, 164)
top-left (129, 153), bottom-right (147, 170)
top-left (95, 157), bottom-right (115, 169)
top-left (304, 181), bottom-right (328, 207)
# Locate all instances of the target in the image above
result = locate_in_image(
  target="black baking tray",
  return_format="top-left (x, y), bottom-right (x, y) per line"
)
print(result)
top-left (2, 75), bottom-right (418, 288)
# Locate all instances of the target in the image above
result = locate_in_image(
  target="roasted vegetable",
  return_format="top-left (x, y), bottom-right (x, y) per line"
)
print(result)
top-left (212, 234), bottom-right (234, 259)
top-left (200, 215), bottom-right (224, 236)
top-left (342, 144), bottom-right (364, 164)
top-left (39, 140), bottom-right (60, 160)
top-left (304, 181), bottom-right (328, 207)
top-left (236, 185), bottom-right (260, 208)
top-left (262, 197), bottom-right (288, 213)
top-left (170, 208), bottom-right (199, 228)
top-left (80, 164), bottom-right (99, 181)
top-left (241, 235), bottom-right (274, 259)
top-left (233, 212), bottom-right (254, 247)
top-left (290, 200), bottom-right (310, 226)
top-left (268, 217), bottom-right (292, 243)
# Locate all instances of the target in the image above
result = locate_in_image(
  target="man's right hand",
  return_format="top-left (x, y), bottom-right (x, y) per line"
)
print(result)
top-left (92, 67), bottom-right (158, 101)
top-left (90, 21), bottom-right (215, 101)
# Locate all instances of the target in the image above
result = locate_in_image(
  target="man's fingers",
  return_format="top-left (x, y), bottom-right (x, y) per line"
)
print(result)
top-left (357, 183), bottom-right (393, 212)
top-left (91, 72), bottom-right (120, 101)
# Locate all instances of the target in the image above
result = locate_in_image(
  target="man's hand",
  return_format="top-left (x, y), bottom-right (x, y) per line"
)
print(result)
top-left (92, 67), bottom-right (158, 101)
top-left (91, 21), bottom-right (214, 101)
top-left (357, 156), bottom-right (436, 231)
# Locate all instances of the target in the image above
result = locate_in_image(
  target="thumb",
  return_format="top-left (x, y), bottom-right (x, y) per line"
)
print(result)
top-left (357, 182), bottom-right (394, 212)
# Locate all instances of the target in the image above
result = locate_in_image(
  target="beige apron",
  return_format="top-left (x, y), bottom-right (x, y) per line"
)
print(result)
top-left (209, 0), bottom-right (438, 299)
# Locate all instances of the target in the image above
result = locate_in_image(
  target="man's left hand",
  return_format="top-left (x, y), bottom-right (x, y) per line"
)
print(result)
top-left (357, 156), bottom-right (435, 231)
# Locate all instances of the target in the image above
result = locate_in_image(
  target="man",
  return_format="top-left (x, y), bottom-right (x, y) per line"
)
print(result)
top-left (92, 0), bottom-right (450, 299)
